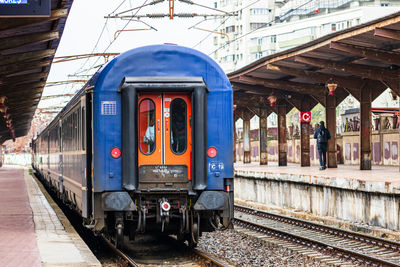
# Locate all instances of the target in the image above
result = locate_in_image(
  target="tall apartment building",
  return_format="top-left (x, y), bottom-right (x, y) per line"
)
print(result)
top-left (213, 0), bottom-right (400, 73)
top-left (212, 0), bottom-right (276, 72)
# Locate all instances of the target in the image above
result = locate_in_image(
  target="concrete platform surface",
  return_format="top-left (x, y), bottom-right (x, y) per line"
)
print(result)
top-left (0, 166), bottom-right (100, 267)
top-left (235, 162), bottom-right (400, 194)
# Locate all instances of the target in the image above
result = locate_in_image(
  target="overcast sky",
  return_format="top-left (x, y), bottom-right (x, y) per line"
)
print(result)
top-left (41, 0), bottom-right (217, 107)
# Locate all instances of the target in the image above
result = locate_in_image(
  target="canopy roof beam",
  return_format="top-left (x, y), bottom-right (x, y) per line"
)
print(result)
top-left (329, 41), bottom-right (400, 66)
top-left (239, 75), bottom-right (325, 96)
top-left (0, 31), bottom-right (59, 52)
top-left (294, 56), bottom-right (399, 82)
top-left (0, 60), bottom-right (51, 77)
top-left (0, 9), bottom-right (68, 34)
top-left (374, 27), bottom-right (400, 41)
top-left (0, 49), bottom-right (55, 66)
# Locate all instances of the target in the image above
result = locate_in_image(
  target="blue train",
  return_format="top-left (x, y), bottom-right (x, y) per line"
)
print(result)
top-left (32, 44), bottom-right (234, 247)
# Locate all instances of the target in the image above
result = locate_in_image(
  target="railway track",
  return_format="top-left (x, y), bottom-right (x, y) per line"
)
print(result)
top-left (234, 205), bottom-right (400, 266)
top-left (101, 235), bottom-right (140, 267)
top-left (101, 234), bottom-right (230, 267)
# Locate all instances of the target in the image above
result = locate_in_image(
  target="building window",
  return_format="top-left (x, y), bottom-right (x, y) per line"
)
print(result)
top-left (381, 3), bottom-right (389, 6)
top-left (271, 35), bottom-right (276, 43)
top-left (331, 23), bottom-right (336, 31)
top-left (226, 25), bottom-right (235, 33)
top-left (214, 2), bottom-right (217, 8)
top-left (250, 23), bottom-right (268, 30)
top-left (250, 8), bottom-right (267, 15)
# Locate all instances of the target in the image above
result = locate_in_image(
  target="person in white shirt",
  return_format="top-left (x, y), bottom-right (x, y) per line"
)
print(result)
top-left (143, 116), bottom-right (155, 152)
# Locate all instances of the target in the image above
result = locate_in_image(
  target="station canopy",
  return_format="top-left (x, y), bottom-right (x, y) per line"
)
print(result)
top-left (0, 0), bottom-right (73, 142)
top-left (229, 11), bottom-right (400, 115)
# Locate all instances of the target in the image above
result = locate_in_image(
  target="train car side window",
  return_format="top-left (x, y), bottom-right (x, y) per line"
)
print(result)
top-left (170, 98), bottom-right (187, 154)
top-left (139, 98), bottom-right (156, 155)
top-left (82, 107), bottom-right (85, 150)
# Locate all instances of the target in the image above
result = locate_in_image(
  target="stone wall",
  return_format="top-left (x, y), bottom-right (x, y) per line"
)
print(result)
top-left (235, 172), bottom-right (400, 231)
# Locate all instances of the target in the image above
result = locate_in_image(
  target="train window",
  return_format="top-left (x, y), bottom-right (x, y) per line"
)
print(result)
top-left (139, 99), bottom-right (156, 155)
top-left (170, 98), bottom-right (187, 154)
top-left (82, 107), bottom-right (85, 150)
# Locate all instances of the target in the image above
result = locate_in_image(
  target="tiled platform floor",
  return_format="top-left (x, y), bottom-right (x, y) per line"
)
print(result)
top-left (0, 166), bottom-right (100, 267)
top-left (235, 162), bottom-right (400, 183)
top-left (0, 167), bottom-right (41, 267)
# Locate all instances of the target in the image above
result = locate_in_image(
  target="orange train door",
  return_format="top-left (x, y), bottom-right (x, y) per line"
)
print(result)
top-left (138, 93), bottom-right (192, 180)
top-left (163, 93), bottom-right (192, 179)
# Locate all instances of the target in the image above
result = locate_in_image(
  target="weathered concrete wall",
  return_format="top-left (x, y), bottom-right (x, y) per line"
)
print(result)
top-left (236, 137), bottom-right (325, 166)
top-left (342, 130), bottom-right (399, 166)
top-left (234, 173), bottom-right (400, 231)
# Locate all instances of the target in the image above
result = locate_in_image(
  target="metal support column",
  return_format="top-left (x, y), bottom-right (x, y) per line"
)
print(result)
top-left (259, 108), bottom-right (268, 165)
top-left (300, 101), bottom-right (311, 167)
top-left (326, 94), bottom-right (337, 168)
top-left (360, 86), bottom-right (372, 170)
top-left (277, 104), bottom-right (287, 166)
top-left (243, 118), bottom-right (251, 163)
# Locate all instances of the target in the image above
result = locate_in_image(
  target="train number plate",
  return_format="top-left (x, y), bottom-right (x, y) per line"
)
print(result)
top-left (138, 165), bottom-right (189, 189)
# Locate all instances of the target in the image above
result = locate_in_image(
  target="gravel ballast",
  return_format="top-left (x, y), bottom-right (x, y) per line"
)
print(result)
top-left (198, 229), bottom-right (340, 266)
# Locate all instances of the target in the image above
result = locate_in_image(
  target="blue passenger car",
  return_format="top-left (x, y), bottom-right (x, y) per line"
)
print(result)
top-left (32, 44), bottom-right (234, 247)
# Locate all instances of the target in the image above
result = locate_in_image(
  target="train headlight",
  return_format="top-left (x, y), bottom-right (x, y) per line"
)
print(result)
top-left (110, 147), bottom-right (121, 159)
top-left (207, 147), bottom-right (217, 158)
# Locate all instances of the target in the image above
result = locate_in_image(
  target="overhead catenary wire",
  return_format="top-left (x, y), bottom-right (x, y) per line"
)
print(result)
top-left (208, 0), bottom-right (315, 56)
top-left (110, 0), bottom-right (129, 15)
top-left (74, 0), bottom-right (132, 75)
top-left (191, 16), bottom-right (230, 49)
top-left (113, 0), bottom-right (163, 16)
top-left (83, 0), bottom-right (151, 76)
top-left (179, 0), bottom-right (231, 15)
top-left (190, 0), bottom-right (262, 49)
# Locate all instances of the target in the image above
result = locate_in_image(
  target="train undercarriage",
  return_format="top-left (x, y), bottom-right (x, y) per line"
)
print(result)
top-left (102, 191), bottom-right (231, 248)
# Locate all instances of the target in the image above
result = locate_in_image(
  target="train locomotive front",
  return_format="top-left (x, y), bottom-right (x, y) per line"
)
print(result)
top-left (32, 44), bottom-right (234, 247)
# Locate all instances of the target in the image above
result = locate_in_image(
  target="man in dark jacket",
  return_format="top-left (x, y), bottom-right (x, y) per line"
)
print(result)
top-left (314, 121), bottom-right (331, 170)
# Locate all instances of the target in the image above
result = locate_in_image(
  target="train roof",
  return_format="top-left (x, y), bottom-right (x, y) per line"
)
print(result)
top-left (37, 45), bottom-right (231, 136)
top-left (92, 44), bottom-right (232, 94)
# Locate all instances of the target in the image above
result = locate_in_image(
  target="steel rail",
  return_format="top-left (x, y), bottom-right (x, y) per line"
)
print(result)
top-left (169, 235), bottom-right (231, 266)
top-left (235, 205), bottom-right (400, 251)
top-left (234, 205), bottom-right (400, 267)
top-left (100, 235), bottom-right (140, 267)
top-left (192, 248), bottom-right (231, 267)
top-left (234, 218), bottom-right (400, 267)
top-left (102, 233), bottom-right (230, 267)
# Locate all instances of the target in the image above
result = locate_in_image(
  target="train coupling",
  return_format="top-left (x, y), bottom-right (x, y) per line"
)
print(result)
top-left (159, 198), bottom-right (170, 232)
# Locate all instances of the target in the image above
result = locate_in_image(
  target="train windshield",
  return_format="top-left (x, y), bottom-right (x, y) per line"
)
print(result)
top-left (139, 98), bottom-right (156, 154)
top-left (170, 98), bottom-right (187, 154)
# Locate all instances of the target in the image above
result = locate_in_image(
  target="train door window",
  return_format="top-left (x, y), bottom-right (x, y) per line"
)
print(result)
top-left (139, 99), bottom-right (156, 155)
top-left (170, 98), bottom-right (187, 154)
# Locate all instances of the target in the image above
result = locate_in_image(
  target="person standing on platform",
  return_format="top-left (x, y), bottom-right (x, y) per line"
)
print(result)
top-left (314, 121), bottom-right (331, 170)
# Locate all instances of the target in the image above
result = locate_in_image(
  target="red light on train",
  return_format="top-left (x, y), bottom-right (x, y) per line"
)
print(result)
top-left (110, 147), bottom-right (121, 159)
top-left (207, 147), bottom-right (217, 158)
top-left (161, 201), bottom-right (171, 211)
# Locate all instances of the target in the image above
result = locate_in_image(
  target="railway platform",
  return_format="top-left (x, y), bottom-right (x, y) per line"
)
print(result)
top-left (234, 162), bottom-right (400, 239)
top-left (0, 166), bottom-right (100, 267)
